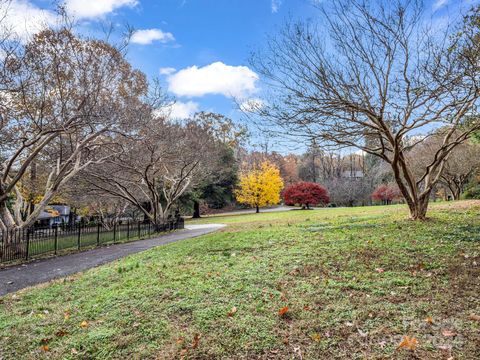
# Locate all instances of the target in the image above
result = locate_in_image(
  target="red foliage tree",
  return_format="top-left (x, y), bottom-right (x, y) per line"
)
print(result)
top-left (283, 182), bottom-right (329, 209)
top-left (372, 184), bottom-right (402, 205)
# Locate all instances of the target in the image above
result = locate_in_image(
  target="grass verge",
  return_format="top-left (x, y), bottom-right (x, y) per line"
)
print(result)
top-left (1, 201), bottom-right (479, 359)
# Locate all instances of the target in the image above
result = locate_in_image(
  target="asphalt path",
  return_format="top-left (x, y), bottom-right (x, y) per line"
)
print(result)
top-left (0, 224), bottom-right (225, 297)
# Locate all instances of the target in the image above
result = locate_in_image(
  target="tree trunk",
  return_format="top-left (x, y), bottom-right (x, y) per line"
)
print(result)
top-left (256, 205), bottom-right (259, 213)
top-left (453, 189), bottom-right (461, 201)
top-left (0, 202), bottom-right (17, 235)
top-left (407, 197), bottom-right (429, 220)
top-left (192, 200), bottom-right (201, 218)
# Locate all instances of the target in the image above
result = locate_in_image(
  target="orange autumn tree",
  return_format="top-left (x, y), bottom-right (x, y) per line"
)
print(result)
top-left (235, 161), bottom-right (284, 213)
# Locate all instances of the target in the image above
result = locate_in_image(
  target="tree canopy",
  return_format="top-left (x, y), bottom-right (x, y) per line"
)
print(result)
top-left (235, 161), bottom-right (283, 213)
top-left (283, 182), bottom-right (329, 209)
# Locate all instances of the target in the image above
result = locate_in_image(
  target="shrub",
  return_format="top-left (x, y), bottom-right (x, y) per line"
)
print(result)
top-left (283, 182), bottom-right (329, 209)
top-left (372, 184), bottom-right (402, 205)
top-left (462, 178), bottom-right (480, 199)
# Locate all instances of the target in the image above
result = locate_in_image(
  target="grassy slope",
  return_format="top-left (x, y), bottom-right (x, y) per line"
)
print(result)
top-left (0, 201), bottom-right (479, 359)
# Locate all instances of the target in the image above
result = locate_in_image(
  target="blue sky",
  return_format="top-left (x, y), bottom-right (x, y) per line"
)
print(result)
top-left (121, 0), bottom-right (317, 120)
top-left (3, 0), bottom-right (475, 150)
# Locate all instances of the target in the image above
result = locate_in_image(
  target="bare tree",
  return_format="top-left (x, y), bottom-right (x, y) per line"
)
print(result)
top-left (410, 134), bottom-right (480, 200)
top-left (0, 27), bottom-right (147, 231)
top-left (250, 0), bottom-right (480, 219)
top-left (84, 118), bottom-right (222, 225)
top-left (441, 143), bottom-right (480, 200)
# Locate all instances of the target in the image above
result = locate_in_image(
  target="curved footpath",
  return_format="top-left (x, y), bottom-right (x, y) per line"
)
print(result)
top-left (0, 224), bottom-right (225, 297)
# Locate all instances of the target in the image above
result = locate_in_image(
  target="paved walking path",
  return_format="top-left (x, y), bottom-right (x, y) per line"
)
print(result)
top-left (0, 224), bottom-right (225, 297)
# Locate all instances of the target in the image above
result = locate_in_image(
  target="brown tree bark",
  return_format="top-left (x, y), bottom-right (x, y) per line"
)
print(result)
top-left (192, 201), bottom-right (201, 218)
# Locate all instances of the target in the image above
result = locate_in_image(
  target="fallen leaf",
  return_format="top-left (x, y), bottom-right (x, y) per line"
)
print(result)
top-left (80, 320), bottom-right (89, 328)
top-left (441, 329), bottom-right (456, 337)
top-left (55, 329), bottom-right (68, 337)
top-left (375, 268), bottom-right (385, 273)
top-left (303, 305), bottom-right (311, 311)
top-left (357, 329), bottom-right (368, 337)
top-left (64, 311), bottom-right (71, 320)
top-left (278, 306), bottom-right (289, 317)
top-left (176, 337), bottom-right (184, 344)
top-left (71, 348), bottom-right (78, 355)
top-left (438, 345), bottom-right (452, 351)
top-left (311, 333), bottom-right (321, 342)
top-left (192, 333), bottom-right (200, 349)
top-left (424, 316), bottom-right (433, 324)
top-left (468, 313), bottom-right (480, 322)
top-left (227, 306), bottom-right (237, 317)
top-left (40, 345), bottom-right (49, 352)
top-left (397, 335), bottom-right (418, 351)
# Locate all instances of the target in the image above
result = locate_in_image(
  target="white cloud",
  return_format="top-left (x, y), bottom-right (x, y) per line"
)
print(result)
top-left (64, 0), bottom-right (138, 19)
top-left (167, 62), bottom-right (259, 98)
top-left (159, 67), bottom-right (177, 75)
top-left (0, 0), bottom-right (58, 41)
top-left (271, 0), bottom-right (282, 13)
top-left (156, 101), bottom-right (199, 120)
top-left (433, 0), bottom-right (448, 11)
top-left (131, 29), bottom-right (175, 45)
top-left (169, 101), bottom-right (199, 119)
top-left (239, 98), bottom-right (264, 112)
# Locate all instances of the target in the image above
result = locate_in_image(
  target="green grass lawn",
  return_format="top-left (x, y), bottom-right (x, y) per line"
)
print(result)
top-left (1, 201), bottom-right (479, 359)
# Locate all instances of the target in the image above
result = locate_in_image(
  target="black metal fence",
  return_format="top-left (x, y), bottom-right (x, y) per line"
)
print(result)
top-left (0, 218), bottom-right (184, 265)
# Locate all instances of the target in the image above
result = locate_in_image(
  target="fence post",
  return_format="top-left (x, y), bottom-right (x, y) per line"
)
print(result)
top-left (137, 221), bottom-right (141, 239)
top-left (77, 224), bottom-right (81, 250)
top-left (54, 226), bottom-right (58, 255)
top-left (113, 223), bottom-right (117, 244)
top-left (127, 221), bottom-right (130, 240)
top-left (97, 223), bottom-right (100, 246)
top-left (25, 229), bottom-right (30, 261)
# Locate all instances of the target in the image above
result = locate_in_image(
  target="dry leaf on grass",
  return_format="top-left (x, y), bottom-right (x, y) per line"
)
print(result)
top-left (424, 316), bottom-right (433, 324)
top-left (80, 320), bottom-right (89, 328)
top-left (468, 313), bottom-right (480, 322)
top-left (227, 306), bottom-right (237, 317)
top-left (192, 333), bottom-right (200, 349)
top-left (40, 345), bottom-right (49, 352)
top-left (441, 329), bottom-right (456, 337)
top-left (397, 335), bottom-right (418, 351)
top-left (311, 333), bottom-right (321, 342)
top-left (55, 329), bottom-right (68, 337)
top-left (278, 306), bottom-right (289, 317)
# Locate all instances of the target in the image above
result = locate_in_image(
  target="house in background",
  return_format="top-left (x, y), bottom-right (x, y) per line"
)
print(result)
top-left (36, 205), bottom-right (75, 228)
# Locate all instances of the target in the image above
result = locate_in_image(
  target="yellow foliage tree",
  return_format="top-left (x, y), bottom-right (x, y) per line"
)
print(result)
top-left (235, 161), bottom-right (284, 213)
